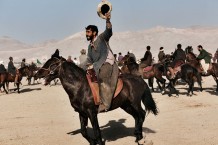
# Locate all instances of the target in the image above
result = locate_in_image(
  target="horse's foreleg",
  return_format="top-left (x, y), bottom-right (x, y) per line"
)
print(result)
top-left (187, 79), bottom-right (194, 97)
top-left (148, 78), bottom-right (154, 92)
top-left (212, 75), bottom-right (218, 92)
top-left (88, 112), bottom-right (104, 145)
top-left (156, 76), bottom-right (166, 94)
top-left (2, 83), bottom-right (8, 94)
top-left (6, 82), bottom-right (9, 92)
top-left (16, 82), bottom-right (20, 93)
top-left (79, 114), bottom-right (94, 144)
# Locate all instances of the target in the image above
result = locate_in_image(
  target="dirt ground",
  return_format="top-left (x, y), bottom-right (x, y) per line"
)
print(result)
top-left (0, 76), bottom-right (218, 145)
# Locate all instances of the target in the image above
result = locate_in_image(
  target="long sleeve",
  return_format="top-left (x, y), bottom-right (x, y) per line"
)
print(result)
top-left (197, 51), bottom-right (206, 60)
top-left (101, 20), bottom-right (112, 41)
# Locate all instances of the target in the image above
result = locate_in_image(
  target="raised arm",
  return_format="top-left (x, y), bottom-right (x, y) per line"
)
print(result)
top-left (101, 12), bottom-right (112, 41)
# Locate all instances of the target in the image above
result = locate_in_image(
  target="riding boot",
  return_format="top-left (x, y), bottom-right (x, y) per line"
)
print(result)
top-left (98, 82), bottom-right (111, 113)
top-left (98, 63), bottom-right (119, 113)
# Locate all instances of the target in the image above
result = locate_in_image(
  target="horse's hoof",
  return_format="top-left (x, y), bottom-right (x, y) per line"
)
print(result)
top-left (161, 90), bottom-right (165, 95)
top-left (138, 139), bottom-right (153, 145)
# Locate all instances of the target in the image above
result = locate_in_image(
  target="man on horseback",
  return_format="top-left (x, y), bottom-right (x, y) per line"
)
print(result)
top-left (158, 47), bottom-right (165, 62)
top-left (21, 58), bottom-right (26, 68)
top-left (127, 50), bottom-right (136, 62)
top-left (83, 12), bottom-right (119, 112)
top-left (196, 45), bottom-right (212, 75)
top-left (168, 44), bottom-right (186, 79)
top-left (141, 46), bottom-right (152, 67)
top-left (8, 57), bottom-right (18, 83)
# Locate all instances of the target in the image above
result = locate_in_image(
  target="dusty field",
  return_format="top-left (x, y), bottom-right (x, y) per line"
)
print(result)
top-left (0, 76), bottom-right (218, 145)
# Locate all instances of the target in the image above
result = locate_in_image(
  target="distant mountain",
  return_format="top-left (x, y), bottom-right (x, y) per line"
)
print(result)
top-left (0, 36), bottom-right (32, 51)
top-left (1, 26), bottom-right (218, 64)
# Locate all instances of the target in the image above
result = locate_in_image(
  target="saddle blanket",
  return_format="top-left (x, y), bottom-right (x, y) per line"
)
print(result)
top-left (143, 66), bottom-right (153, 72)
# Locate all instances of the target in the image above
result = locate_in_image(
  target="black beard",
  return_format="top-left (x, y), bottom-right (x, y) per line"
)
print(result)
top-left (86, 35), bottom-right (93, 41)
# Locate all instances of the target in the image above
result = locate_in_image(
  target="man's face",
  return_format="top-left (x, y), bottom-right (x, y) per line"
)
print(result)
top-left (86, 29), bottom-right (95, 41)
top-left (197, 47), bottom-right (201, 51)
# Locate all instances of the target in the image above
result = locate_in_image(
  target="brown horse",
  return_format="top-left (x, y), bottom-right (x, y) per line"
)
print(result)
top-left (185, 51), bottom-right (218, 92)
top-left (35, 52), bottom-right (158, 145)
top-left (207, 63), bottom-right (218, 92)
top-left (0, 66), bottom-right (29, 94)
top-left (120, 55), bottom-right (166, 93)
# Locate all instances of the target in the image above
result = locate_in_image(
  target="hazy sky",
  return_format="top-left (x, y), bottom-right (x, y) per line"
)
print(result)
top-left (1, 0), bottom-right (218, 44)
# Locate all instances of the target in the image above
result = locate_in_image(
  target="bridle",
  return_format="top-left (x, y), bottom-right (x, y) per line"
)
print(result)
top-left (39, 57), bottom-right (63, 78)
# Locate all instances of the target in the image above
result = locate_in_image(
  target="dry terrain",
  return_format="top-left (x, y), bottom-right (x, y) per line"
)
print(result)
top-left (0, 76), bottom-right (218, 145)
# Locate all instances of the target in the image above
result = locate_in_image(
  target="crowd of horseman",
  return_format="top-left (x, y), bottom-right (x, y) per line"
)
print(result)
top-left (0, 57), bottom-right (37, 87)
top-left (0, 44), bottom-right (217, 93)
top-left (115, 44), bottom-right (216, 79)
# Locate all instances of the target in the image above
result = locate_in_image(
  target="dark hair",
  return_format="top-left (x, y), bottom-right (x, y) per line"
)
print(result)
top-left (198, 45), bottom-right (203, 49)
top-left (177, 44), bottom-right (182, 48)
top-left (119, 52), bottom-right (122, 55)
top-left (160, 47), bottom-right (164, 50)
top-left (146, 46), bottom-right (151, 50)
top-left (9, 56), bottom-right (13, 60)
top-left (86, 25), bottom-right (98, 36)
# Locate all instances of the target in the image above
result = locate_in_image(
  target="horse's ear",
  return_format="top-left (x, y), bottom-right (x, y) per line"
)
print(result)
top-left (51, 49), bottom-right (60, 58)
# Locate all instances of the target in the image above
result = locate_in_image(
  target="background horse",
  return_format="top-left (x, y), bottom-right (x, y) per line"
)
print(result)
top-left (166, 63), bottom-right (203, 96)
top-left (35, 53), bottom-right (158, 145)
top-left (1, 66), bottom-right (29, 94)
top-left (208, 63), bottom-right (218, 92)
top-left (26, 64), bottom-right (40, 85)
top-left (120, 55), bottom-right (166, 93)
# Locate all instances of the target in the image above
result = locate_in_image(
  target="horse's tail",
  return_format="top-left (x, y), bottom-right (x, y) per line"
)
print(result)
top-left (142, 85), bottom-right (158, 115)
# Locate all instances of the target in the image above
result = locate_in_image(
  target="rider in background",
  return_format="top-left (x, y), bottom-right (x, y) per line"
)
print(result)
top-left (168, 44), bottom-right (186, 79)
top-left (197, 45), bottom-right (212, 75)
top-left (21, 58), bottom-right (26, 68)
top-left (8, 57), bottom-right (18, 83)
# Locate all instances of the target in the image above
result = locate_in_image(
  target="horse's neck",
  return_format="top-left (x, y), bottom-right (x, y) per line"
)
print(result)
top-left (59, 64), bottom-right (87, 90)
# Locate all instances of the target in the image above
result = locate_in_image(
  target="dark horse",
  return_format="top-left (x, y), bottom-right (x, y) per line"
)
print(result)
top-left (120, 55), bottom-right (166, 93)
top-left (35, 53), bottom-right (158, 145)
top-left (26, 64), bottom-right (40, 85)
top-left (166, 63), bottom-right (203, 97)
top-left (185, 50), bottom-right (218, 92)
top-left (0, 66), bottom-right (29, 94)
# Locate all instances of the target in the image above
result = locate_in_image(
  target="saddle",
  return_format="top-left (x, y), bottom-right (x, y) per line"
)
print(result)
top-left (86, 69), bottom-right (123, 105)
top-left (143, 66), bottom-right (153, 72)
top-left (172, 60), bottom-right (185, 75)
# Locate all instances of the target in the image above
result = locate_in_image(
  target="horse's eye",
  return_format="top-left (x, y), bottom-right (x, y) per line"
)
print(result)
top-left (50, 71), bottom-right (54, 75)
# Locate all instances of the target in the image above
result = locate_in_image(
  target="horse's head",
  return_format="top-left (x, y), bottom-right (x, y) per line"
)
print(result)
top-left (117, 55), bottom-right (128, 66)
top-left (34, 50), bottom-right (65, 85)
